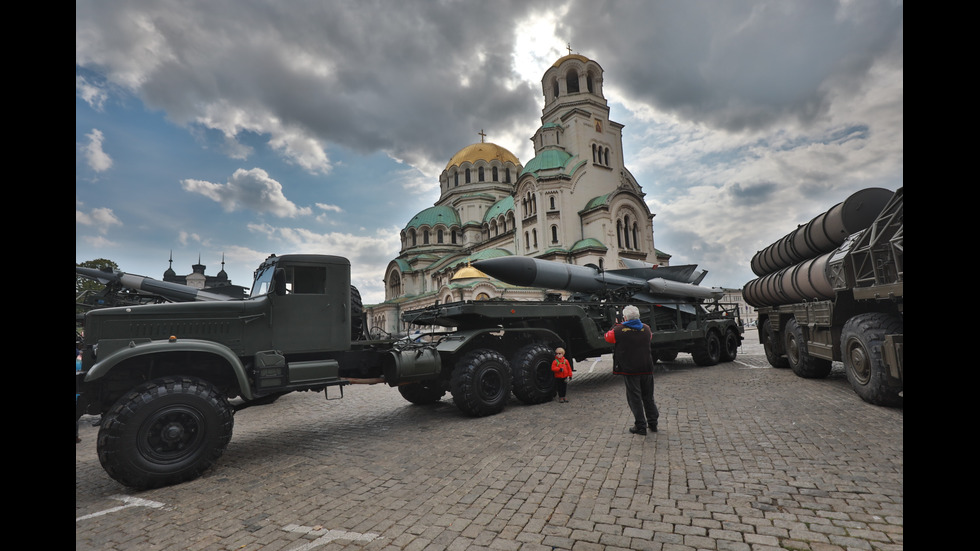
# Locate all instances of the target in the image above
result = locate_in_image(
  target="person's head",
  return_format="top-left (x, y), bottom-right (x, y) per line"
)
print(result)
top-left (555, 347), bottom-right (565, 356)
top-left (623, 305), bottom-right (640, 321)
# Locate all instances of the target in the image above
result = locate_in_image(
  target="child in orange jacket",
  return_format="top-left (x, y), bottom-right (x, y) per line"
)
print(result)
top-left (551, 347), bottom-right (573, 402)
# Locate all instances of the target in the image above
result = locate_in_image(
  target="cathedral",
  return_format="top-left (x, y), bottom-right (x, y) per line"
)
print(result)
top-left (365, 52), bottom-right (669, 336)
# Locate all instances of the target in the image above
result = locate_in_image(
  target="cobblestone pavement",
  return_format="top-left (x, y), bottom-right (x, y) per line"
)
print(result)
top-left (76, 340), bottom-right (903, 551)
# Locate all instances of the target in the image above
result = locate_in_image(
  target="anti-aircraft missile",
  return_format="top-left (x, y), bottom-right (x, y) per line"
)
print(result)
top-left (76, 266), bottom-right (232, 302)
top-left (471, 256), bottom-right (723, 301)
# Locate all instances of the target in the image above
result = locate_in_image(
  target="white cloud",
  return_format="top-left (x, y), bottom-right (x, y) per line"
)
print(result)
top-left (181, 168), bottom-right (313, 218)
top-left (82, 129), bottom-right (113, 172)
top-left (76, 206), bottom-right (122, 233)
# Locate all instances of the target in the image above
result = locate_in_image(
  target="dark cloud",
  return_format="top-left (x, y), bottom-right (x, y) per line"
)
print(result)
top-left (560, 0), bottom-right (903, 132)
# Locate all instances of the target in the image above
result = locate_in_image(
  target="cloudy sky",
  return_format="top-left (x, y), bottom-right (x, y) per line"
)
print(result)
top-left (76, 0), bottom-right (903, 304)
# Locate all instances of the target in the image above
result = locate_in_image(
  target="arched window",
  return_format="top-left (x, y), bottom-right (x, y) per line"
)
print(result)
top-left (454, 172), bottom-right (459, 187)
top-left (587, 74), bottom-right (594, 93)
top-left (623, 216), bottom-right (631, 248)
top-left (423, 230), bottom-right (430, 245)
top-left (549, 196), bottom-right (556, 210)
top-left (632, 223), bottom-right (639, 250)
top-left (411, 229), bottom-right (417, 247)
top-left (505, 168), bottom-right (511, 183)
top-left (437, 229), bottom-right (444, 243)
top-left (566, 70), bottom-right (579, 93)
top-left (551, 225), bottom-right (558, 243)
top-left (492, 166), bottom-right (498, 181)
top-left (451, 230), bottom-right (457, 244)
top-left (605, 147), bottom-right (611, 166)
top-left (478, 167), bottom-right (484, 181)
top-left (465, 168), bottom-right (471, 183)
top-left (552, 79), bottom-right (559, 99)
top-left (490, 220), bottom-right (498, 237)
top-left (525, 231), bottom-right (530, 249)
top-left (532, 229), bottom-right (537, 247)
top-left (592, 144), bottom-right (597, 163)
top-left (616, 222), bottom-right (622, 248)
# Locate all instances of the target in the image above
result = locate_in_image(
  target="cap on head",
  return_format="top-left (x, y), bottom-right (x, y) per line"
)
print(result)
top-left (623, 305), bottom-right (640, 320)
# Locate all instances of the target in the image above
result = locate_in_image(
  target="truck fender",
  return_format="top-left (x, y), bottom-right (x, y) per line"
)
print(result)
top-left (85, 338), bottom-right (256, 400)
top-left (433, 327), bottom-right (564, 354)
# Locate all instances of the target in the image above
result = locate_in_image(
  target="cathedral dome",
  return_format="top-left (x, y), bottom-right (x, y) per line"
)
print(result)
top-left (552, 53), bottom-right (591, 67)
top-left (445, 142), bottom-right (520, 170)
top-left (404, 205), bottom-right (460, 230)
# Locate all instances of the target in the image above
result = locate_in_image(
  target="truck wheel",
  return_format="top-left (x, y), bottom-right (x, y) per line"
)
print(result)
top-left (398, 380), bottom-right (446, 404)
top-left (97, 376), bottom-right (234, 490)
top-left (842, 313), bottom-right (903, 407)
top-left (719, 328), bottom-right (740, 362)
top-left (656, 350), bottom-right (679, 362)
top-left (511, 344), bottom-right (556, 405)
top-left (762, 319), bottom-right (789, 368)
top-left (691, 330), bottom-right (722, 366)
top-left (783, 318), bottom-right (832, 378)
top-left (450, 349), bottom-right (512, 417)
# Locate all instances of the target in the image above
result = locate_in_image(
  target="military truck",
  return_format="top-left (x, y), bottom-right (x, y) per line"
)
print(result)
top-left (742, 187), bottom-right (903, 407)
top-left (77, 253), bottom-right (741, 489)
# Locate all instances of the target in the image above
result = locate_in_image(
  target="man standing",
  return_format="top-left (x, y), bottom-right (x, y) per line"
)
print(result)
top-left (605, 305), bottom-right (660, 435)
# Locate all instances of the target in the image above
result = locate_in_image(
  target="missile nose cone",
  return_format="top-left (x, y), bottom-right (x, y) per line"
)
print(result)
top-left (472, 257), bottom-right (537, 286)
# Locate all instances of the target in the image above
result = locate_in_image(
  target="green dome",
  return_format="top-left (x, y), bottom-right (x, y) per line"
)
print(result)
top-left (483, 196), bottom-right (514, 223)
top-left (519, 149), bottom-right (573, 177)
top-left (404, 206), bottom-right (460, 229)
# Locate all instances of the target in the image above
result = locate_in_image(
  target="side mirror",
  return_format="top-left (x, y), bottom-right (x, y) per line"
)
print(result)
top-left (273, 268), bottom-right (287, 296)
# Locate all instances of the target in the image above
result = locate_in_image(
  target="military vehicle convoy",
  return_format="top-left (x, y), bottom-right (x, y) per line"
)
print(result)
top-left (742, 187), bottom-right (903, 407)
top-left (76, 253), bottom-right (741, 489)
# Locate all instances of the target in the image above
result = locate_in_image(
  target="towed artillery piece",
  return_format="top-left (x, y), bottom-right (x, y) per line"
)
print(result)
top-left (742, 187), bottom-right (903, 406)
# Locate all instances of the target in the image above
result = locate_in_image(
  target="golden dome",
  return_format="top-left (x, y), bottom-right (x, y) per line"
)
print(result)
top-left (451, 264), bottom-right (490, 281)
top-left (445, 142), bottom-right (520, 171)
top-left (552, 53), bottom-right (591, 67)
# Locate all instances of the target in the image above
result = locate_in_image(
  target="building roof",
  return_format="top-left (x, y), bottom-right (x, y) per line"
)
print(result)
top-left (483, 196), bottom-right (514, 223)
top-left (404, 205), bottom-right (460, 229)
top-left (519, 148), bottom-right (574, 177)
top-left (445, 142), bottom-right (520, 170)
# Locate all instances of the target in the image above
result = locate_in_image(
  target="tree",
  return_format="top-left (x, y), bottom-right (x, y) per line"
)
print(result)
top-left (76, 258), bottom-right (118, 316)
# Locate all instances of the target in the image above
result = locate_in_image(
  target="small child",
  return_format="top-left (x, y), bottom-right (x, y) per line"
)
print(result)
top-left (551, 347), bottom-right (573, 403)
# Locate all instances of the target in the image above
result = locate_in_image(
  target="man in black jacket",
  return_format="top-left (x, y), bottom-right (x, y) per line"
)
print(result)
top-left (604, 305), bottom-right (660, 435)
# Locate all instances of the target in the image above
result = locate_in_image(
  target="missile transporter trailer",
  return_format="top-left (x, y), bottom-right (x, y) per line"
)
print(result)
top-left (742, 187), bottom-right (903, 407)
top-left (77, 253), bottom-right (741, 489)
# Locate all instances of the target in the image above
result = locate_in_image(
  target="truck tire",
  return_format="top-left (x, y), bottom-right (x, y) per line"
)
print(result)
top-left (691, 330), bottom-right (722, 366)
top-left (97, 376), bottom-right (234, 490)
top-left (398, 380), bottom-right (446, 404)
top-left (783, 318), bottom-right (832, 378)
top-left (842, 313), bottom-right (903, 407)
top-left (762, 319), bottom-right (789, 368)
top-left (450, 349), bottom-right (512, 417)
top-left (656, 350), bottom-right (679, 362)
top-left (719, 327), bottom-right (740, 362)
top-left (350, 285), bottom-right (364, 341)
top-left (511, 344), bottom-right (556, 405)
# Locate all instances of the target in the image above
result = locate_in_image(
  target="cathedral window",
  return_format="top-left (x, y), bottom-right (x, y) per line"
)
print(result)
top-left (465, 168), bottom-right (471, 183)
top-left (632, 223), bottom-right (639, 249)
top-left (592, 144), bottom-right (597, 163)
top-left (566, 70), bottom-right (579, 93)
top-left (505, 168), bottom-right (511, 183)
top-left (551, 225), bottom-right (558, 244)
top-left (623, 216), bottom-right (631, 248)
top-left (604, 147), bottom-right (611, 166)
top-left (478, 167), bottom-right (485, 181)
top-left (492, 166), bottom-right (498, 181)
top-left (587, 74), bottom-right (594, 93)
top-left (532, 229), bottom-right (538, 247)
top-left (423, 230), bottom-right (430, 245)
top-left (549, 196), bottom-right (556, 210)
top-left (552, 79), bottom-right (559, 99)
top-left (451, 230), bottom-right (457, 244)
top-left (454, 172), bottom-right (459, 187)
top-left (525, 231), bottom-right (530, 249)
top-left (411, 229), bottom-right (417, 247)
top-left (437, 229), bottom-right (444, 243)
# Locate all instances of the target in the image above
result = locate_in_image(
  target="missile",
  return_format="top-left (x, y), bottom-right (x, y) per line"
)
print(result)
top-left (471, 256), bottom-right (723, 302)
top-left (76, 266), bottom-right (232, 302)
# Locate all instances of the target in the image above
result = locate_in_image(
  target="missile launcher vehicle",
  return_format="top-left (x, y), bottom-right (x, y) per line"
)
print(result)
top-left (742, 187), bottom-right (903, 407)
top-left (76, 252), bottom-right (741, 490)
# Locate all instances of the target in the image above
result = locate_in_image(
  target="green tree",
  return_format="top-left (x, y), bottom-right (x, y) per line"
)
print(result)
top-left (76, 258), bottom-right (119, 315)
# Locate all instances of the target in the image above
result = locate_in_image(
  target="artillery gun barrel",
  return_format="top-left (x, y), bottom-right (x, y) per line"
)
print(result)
top-left (75, 266), bottom-right (232, 302)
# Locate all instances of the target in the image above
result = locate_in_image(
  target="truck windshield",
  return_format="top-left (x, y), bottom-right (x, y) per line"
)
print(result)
top-left (251, 266), bottom-right (274, 298)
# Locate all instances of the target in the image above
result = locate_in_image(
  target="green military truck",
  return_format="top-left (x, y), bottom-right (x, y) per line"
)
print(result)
top-left (77, 253), bottom-right (741, 489)
top-left (742, 187), bottom-right (903, 407)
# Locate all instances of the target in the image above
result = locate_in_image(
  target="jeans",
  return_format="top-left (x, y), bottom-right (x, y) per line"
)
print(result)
top-left (624, 374), bottom-right (659, 429)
